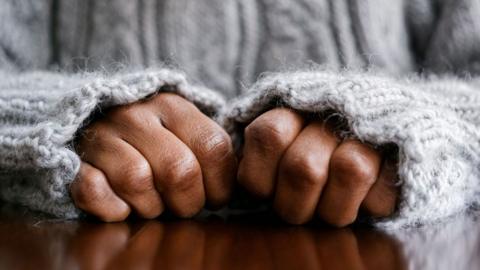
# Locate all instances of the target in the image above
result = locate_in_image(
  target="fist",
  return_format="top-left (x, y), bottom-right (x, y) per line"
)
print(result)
top-left (238, 108), bottom-right (398, 227)
top-left (71, 93), bottom-right (237, 221)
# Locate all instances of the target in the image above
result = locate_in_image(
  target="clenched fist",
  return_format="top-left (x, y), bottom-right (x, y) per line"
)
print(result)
top-left (238, 108), bottom-right (399, 227)
top-left (71, 93), bottom-right (237, 222)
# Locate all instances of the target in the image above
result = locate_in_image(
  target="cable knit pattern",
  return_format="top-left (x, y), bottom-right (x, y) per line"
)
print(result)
top-left (223, 70), bottom-right (480, 228)
top-left (0, 0), bottom-right (480, 227)
top-left (0, 68), bottom-right (225, 218)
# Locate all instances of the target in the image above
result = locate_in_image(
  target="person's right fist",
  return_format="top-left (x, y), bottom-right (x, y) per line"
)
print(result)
top-left (70, 93), bottom-right (237, 222)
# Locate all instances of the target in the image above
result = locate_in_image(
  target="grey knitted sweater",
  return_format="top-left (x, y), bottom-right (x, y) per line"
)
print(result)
top-left (1, 0), bottom-right (479, 228)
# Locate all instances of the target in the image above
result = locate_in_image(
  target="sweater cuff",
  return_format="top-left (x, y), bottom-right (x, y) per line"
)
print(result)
top-left (0, 68), bottom-right (226, 219)
top-left (223, 70), bottom-right (480, 228)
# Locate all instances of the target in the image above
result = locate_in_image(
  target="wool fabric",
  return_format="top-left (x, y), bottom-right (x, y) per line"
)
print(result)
top-left (1, 0), bottom-right (480, 228)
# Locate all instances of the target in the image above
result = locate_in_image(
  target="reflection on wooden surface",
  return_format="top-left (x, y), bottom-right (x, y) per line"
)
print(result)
top-left (1, 204), bottom-right (479, 270)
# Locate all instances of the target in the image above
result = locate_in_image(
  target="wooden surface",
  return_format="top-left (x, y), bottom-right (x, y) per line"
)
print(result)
top-left (0, 203), bottom-right (478, 270)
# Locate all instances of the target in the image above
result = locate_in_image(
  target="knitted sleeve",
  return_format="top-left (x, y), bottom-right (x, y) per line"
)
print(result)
top-left (0, 68), bottom-right (225, 218)
top-left (223, 70), bottom-right (480, 228)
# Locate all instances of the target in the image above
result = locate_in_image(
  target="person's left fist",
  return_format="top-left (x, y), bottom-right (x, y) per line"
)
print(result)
top-left (237, 108), bottom-right (398, 227)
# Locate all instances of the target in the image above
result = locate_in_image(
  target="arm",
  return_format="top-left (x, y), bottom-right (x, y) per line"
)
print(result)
top-left (225, 0), bottom-right (480, 228)
top-left (0, 68), bottom-right (226, 218)
top-left (224, 69), bottom-right (480, 228)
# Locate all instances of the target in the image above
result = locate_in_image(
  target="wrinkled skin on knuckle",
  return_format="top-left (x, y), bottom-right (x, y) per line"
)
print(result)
top-left (280, 153), bottom-right (327, 189)
top-left (195, 129), bottom-right (234, 162)
top-left (116, 159), bottom-right (154, 196)
top-left (244, 118), bottom-right (291, 152)
top-left (162, 154), bottom-right (201, 193)
top-left (330, 150), bottom-right (377, 190)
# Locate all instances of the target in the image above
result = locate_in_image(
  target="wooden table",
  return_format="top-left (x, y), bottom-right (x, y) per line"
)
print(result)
top-left (0, 203), bottom-right (478, 270)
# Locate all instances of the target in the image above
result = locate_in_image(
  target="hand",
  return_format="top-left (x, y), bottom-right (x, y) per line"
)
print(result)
top-left (237, 108), bottom-right (398, 227)
top-left (70, 93), bottom-right (237, 222)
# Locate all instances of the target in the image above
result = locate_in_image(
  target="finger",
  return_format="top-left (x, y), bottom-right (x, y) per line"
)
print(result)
top-left (238, 108), bottom-right (305, 198)
top-left (361, 158), bottom-right (399, 217)
top-left (146, 93), bottom-right (236, 208)
top-left (78, 127), bottom-right (164, 219)
top-left (274, 121), bottom-right (339, 224)
top-left (70, 162), bottom-right (131, 222)
top-left (108, 108), bottom-right (205, 217)
top-left (317, 140), bottom-right (382, 227)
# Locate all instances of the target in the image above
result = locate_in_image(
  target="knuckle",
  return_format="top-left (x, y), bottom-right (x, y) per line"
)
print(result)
top-left (244, 118), bottom-right (290, 150)
top-left (331, 151), bottom-right (377, 188)
top-left (196, 130), bottom-right (233, 161)
top-left (116, 159), bottom-right (154, 195)
top-left (162, 154), bottom-right (201, 192)
top-left (281, 153), bottom-right (328, 188)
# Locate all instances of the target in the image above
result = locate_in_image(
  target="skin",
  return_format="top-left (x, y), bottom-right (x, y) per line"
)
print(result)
top-left (238, 108), bottom-right (399, 227)
top-left (71, 94), bottom-right (398, 226)
top-left (71, 93), bottom-right (238, 222)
